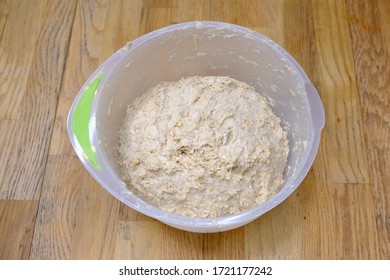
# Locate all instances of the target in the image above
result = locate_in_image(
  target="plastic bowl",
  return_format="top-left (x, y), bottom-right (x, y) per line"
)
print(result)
top-left (67, 21), bottom-right (325, 233)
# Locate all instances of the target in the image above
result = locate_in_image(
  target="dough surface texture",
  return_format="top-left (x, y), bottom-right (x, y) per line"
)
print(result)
top-left (118, 76), bottom-right (289, 218)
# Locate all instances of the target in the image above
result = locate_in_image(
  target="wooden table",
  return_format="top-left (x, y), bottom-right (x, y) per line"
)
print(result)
top-left (0, 0), bottom-right (389, 260)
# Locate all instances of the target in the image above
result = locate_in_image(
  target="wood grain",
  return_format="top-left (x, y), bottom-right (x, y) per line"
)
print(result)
top-left (346, 0), bottom-right (390, 259)
top-left (30, 156), bottom-right (120, 259)
top-left (114, 221), bottom-right (203, 259)
top-left (203, 228), bottom-right (245, 259)
top-left (312, 183), bottom-right (379, 259)
top-left (1, 0), bottom-right (390, 260)
top-left (0, 120), bottom-right (21, 187)
top-left (0, 0), bottom-right (43, 120)
top-left (0, 0), bottom-right (77, 199)
top-left (312, 0), bottom-right (369, 184)
top-left (0, 200), bottom-right (38, 259)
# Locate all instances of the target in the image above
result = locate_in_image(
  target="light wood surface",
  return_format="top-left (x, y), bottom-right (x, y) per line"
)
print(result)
top-left (0, 0), bottom-right (389, 260)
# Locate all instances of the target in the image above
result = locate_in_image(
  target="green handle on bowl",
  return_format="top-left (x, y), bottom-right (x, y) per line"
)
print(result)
top-left (72, 74), bottom-right (104, 171)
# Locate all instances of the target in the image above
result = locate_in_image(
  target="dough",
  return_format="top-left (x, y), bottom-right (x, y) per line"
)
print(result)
top-left (118, 76), bottom-right (289, 218)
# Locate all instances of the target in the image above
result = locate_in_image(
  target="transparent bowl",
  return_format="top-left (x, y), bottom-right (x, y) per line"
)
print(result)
top-left (67, 21), bottom-right (325, 233)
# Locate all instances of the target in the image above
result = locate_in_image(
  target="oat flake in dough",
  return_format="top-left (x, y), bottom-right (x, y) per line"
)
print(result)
top-left (118, 76), bottom-right (289, 218)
